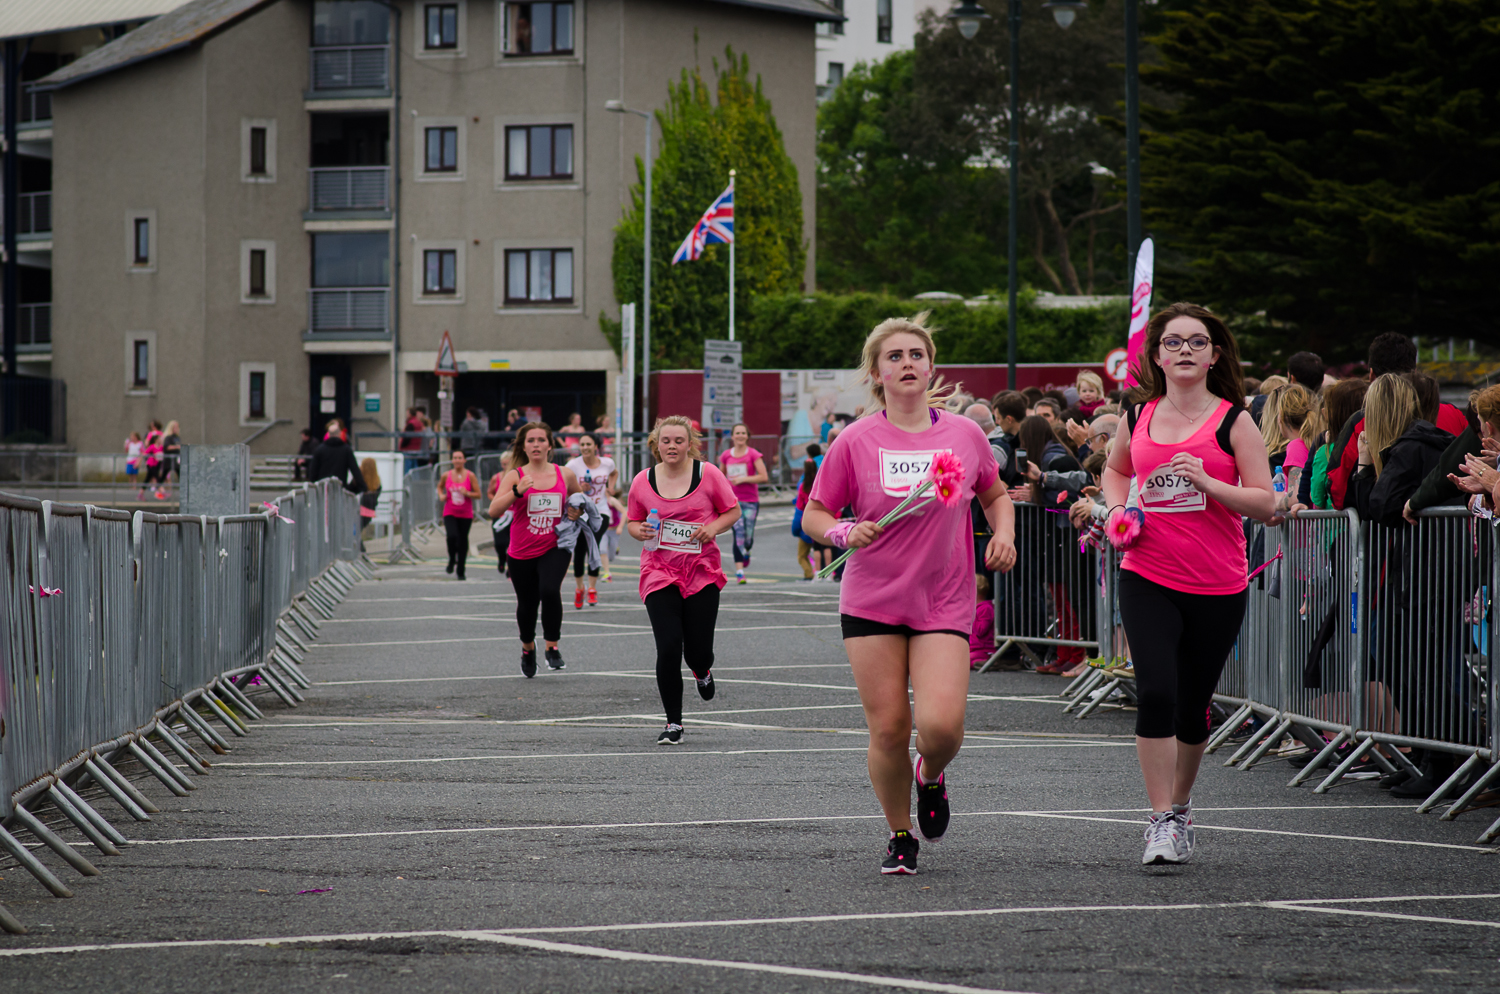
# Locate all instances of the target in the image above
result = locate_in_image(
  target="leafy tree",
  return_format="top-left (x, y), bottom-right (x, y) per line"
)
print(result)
top-left (609, 50), bottom-right (805, 369)
top-left (1141, 0), bottom-right (1500, 354)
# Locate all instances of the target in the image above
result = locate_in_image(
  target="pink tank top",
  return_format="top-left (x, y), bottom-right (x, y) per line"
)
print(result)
top-left (1121, 398), bottom-right (1247, 595)
top-left (507, 465), bottom-right (566, 560)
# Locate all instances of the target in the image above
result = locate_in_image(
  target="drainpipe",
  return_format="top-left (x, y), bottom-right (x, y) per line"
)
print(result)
top-left (377, 2), bottom-right (401, 454)
top-left (3, 39), bottom-right (20, 434)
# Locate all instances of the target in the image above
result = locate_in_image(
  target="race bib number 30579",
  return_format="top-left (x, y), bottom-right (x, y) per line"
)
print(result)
top-left (879, 448), bottom-right (949, 498)
top-left (1139, 464), bottom-right (1206, 513)
top-left (658, 518), bottom-right (702, 555)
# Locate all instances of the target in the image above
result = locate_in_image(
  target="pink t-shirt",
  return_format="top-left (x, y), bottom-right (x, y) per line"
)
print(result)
top-left (809, 409), bottom-right (1000, 634)
top-left (718, 447), bottom-right (763, 503)
top-left (1121, 398), bottom-right (1247, 595)
top-left (440, 470), bottom-right (477, 518)
top-left (1283, 437), bottom-right (1309, 472)
top-left (970, 599), bottom-right (996, 666)
top-left (508, 464), bottom-right (568, 560)
top-left (627, 462), bottom-right (740, 600)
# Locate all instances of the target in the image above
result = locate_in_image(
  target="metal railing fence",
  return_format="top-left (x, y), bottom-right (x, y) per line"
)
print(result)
top-left (309, 166), bottom-right (389, 212)
top-left (0, 479), bottom-right (366, 926)
top-left (0, 452), bottom-right (314, 503)
top-left (309, 44), bottom-right (390, 90)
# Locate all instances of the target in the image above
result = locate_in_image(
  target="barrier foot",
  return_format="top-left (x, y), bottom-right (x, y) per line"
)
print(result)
top-left (256, 665), bottom-right (301, 708)
top-left (1313, 737), bottom-right (1377, 794)
top-left (278, 619), bottom-right (312, 653)
top-left (1074, 677), bottom-right (1123, 719)
top-left (1440, 760), bottom-right (1500, 821)
top-left (0, 902), bottom-right (27, 934)
top-left (176, 704), bottom-right (229, 754)
top-left (216, 678), bottom-right (265, 722)
top-left (976, 640), bottom-right (1013, 676)
top-left (1416, 752), bottom-right (1484, 815)
top-left (1477, 810), bottom-right (1500, 844)
top-left (1384, 746), bottom-right (1423, 779)
top-left (9, 806), bottom-right (101, 877)
top-left (126, 741), bottom-right (190, 797)
top-left (1062, 669), bottom-right (1109, 713)
top-left (290, 600), bottom-right (322, 631)
top-left (84, 758), bottom-right (154, 820)
top-left (1205, 704), bottom-right (1255, 755)
top-left (1238, 717), bottom-right (1293, 771)
top-left (1060, 663), bottom-right (1099, 700)
top-left (267, 662), bottom-right (307, 702)
top-left (137, 736), bottom-right (196, 792)
top-left (45, 786), bottom-right (122, 856)
top-left (1288, 730), bottom-right (1351, 787)
top-left (274, 632), bottom-right (306, 664)
top-left (153, 722), bottom-right (210, 775)
top-left (0, 825), bottom-right (72, 899)
top-left (200, 689), bottom-right (249, 737)
top-left (1224, 715), bottom-right (1279, 767)
top-left (272, 649), bottom-right (312, 689)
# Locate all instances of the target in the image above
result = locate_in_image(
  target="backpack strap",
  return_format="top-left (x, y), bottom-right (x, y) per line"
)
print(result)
top-left (1125, 401), bottom-right (1144, 436)
top-left (648, 464), bottom-right (657, 494)
top-left (1215, 402), bottom-right (1244, 456)
top-left (692, 459), bottom-right (702, 491)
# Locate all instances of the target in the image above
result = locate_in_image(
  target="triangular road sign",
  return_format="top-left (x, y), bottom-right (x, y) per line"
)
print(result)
top-left (435, 330), bottom-right (458, 376)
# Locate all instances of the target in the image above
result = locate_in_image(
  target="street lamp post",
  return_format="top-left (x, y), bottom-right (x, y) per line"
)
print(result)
top-left (606, 100), bottom-right (653, 433)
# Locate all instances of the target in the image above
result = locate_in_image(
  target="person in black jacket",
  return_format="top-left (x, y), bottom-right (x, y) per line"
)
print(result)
top-left (308, 422), bottom-right (367, 494)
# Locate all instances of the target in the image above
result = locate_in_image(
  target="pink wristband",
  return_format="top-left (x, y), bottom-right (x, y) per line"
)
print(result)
top-left (824, 520), bottom-right (855, 549)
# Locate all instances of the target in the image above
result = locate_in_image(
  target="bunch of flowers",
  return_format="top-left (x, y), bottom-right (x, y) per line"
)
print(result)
top-left (817, 452), bottom-right (965, 579)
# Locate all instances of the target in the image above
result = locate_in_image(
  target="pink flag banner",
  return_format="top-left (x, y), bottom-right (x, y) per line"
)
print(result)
top-left (1124, 237), bottom-right (1154, 388)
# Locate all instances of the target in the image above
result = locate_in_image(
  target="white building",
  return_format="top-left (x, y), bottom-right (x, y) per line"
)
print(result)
top-left (815, 0), bottom-right (945, 99)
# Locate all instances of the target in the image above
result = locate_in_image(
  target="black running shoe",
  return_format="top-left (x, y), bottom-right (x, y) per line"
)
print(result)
top-left (520, 647), bottom-right (537, 678)
top-left (914, 757), bottom-right (950, 842)
top-left (546, 647), bottom-right (565, 671)
top-left (446, 558), bottom-right (455, 575)
top-left (695, 670), bottom-right (715, 701)
top-left (882, 831), bottom-right (919, 875)
top-left (657, 723), bottom-right (683, 745)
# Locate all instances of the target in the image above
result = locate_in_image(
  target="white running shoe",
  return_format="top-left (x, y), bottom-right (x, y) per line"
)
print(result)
top-left (1170, 802), bottom-right (1195, 862)
top-left (1142, 811), bottom-right (1187, 865)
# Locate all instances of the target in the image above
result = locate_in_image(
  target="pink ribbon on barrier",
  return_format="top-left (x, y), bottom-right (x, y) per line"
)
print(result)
top-left (28, 585), bottom-right (61, 597)
top-left (1246, 544), bottom-right (1284, 581)
top-left (262, 501), bottom-right (296, 524)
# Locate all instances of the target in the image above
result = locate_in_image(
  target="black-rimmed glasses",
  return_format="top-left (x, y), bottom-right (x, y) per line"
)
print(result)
top-left (1162, 335), bottom-right (1212, 352)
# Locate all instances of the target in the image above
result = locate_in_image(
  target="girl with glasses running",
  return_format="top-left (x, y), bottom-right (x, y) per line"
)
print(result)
top-left (1102, 302), bottom-right (1275, 866)
top-left (802, 314), bottom-right (1017, 875)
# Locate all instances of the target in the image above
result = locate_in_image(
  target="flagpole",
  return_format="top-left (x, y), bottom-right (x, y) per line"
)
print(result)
top-left (728, 169), bottom-right (736, 343)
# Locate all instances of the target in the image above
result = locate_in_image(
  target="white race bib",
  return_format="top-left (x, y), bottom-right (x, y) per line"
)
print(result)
top-left (528, 491), bottom-right (563, 518)
top-left (658, 518), bottom-right (702, 555)
top-left (1139, 464), bottom-right (1206, 513)
top-left (878, 448), bottom-right (949, 498)
top-left (726, 461), bottom-right (748, 481)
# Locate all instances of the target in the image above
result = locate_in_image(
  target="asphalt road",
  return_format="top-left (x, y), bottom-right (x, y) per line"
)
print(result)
top-left (2, 506), bottom-right (1498, 992)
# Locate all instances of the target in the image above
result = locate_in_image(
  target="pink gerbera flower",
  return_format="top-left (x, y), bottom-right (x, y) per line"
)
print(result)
top-left (1106, 506), bottom-right (1143, 550)
top-left (927, 451), bottom-right (966, 508)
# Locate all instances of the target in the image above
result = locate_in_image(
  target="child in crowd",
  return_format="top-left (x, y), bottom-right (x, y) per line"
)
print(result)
top-left (125, 431), bottom-right (143, 498)
top-left (792, 443), bottom-right (826, 580)
top-left (970, 574), bottom-right (995, 670)
top-left (1075, 370), bottom-right (1106, 419)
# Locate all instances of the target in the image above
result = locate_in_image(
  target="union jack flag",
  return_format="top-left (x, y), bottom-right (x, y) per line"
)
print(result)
top-left (671, 182), bottom-right (734, 264)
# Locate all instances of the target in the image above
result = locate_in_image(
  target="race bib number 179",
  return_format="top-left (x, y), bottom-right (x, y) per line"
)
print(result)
top-left (528, 491), bottom-right (563, 518)
top-left (879, 448), bottom-right (949, 498)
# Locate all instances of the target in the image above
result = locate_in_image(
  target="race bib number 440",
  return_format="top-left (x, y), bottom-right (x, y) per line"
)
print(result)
top-left (1139, 464), bottom-right (1206, 513)
top-left (879, 449), bottom-right (950, 498)
top-left (658, 518), bottom-right (702, 555)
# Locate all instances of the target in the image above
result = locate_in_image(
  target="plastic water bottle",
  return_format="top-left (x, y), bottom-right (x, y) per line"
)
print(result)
top-left (1273, 469), bottom-right (1286, 496)
top-left (645, 509), bottom-right (661, 551)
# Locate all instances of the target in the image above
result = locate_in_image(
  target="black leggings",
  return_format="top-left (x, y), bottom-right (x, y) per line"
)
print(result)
top-left (644, 584), bottom-right (721, 725)
top-left (1118, 570), bottom-right (1247, 744)
top-left (573, 521), bottom-right (609, 578)
top-left (509, 546), bottom-right (571, 644)
top-left (444, 515), bottom-right (473, 571)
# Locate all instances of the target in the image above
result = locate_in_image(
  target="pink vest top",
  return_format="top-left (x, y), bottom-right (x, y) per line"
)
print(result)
top-left (1121, 398), bottom-right (1248, 595)
top-left (507, 465), bottom-right (567, 560)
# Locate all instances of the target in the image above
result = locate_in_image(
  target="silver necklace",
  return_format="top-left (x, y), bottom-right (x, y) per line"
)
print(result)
top-left (1166, 393), bottom-right (1214, 424)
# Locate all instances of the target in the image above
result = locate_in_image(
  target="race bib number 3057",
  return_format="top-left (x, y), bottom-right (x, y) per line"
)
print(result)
top-left (1139, 464), bottom-right (1205, 513)
top-left (658, 518), bottom-right (702, 555)
top-left (879, 449), bottom-right (949, 498)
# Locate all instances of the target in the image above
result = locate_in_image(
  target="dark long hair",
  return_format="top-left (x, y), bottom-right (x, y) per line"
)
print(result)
top-left (509, 421), bottom-right (553, 468)
top-left (1016, 415), bottom-right (1055, 464)
top-left (1322, 378), bottom-right (1368, 443)
top-left (1126, 302), bottom-right (1245, 409)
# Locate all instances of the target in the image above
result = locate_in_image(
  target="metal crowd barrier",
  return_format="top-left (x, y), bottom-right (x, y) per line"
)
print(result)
top-left (1039, 505), bottom-right (1500, 844)
top-left (0, 478), bottom-right (369, 933)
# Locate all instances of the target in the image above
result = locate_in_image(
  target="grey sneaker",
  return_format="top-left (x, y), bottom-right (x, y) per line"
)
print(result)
top-left (1142, 811), bottom-right (1185, 865)
top-left (1170, 802), bottom-right (1195, 862)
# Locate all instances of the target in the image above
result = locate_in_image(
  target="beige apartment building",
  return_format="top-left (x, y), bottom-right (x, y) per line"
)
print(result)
top-left (36, 0), bottom-right (832, 454)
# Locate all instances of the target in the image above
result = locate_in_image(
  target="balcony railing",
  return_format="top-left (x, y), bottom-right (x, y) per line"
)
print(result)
top-left (19, 303), bottom-right (51, 348)
top-left (18, 192), bottom-right (50, 236)
top-left (309, 166), bottom-right (389, 212)
top-left (309, 44), bottom-right (390, 91)
top-left (18, 85), bottom-right (51, 125)
top-left (309, 288), bottom-right (389, 334)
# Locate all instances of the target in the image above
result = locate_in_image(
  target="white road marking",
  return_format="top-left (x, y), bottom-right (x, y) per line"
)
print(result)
top-left (312, 623), bottom-right (840, 650)
top-left (1004, 811), bottom-right (1491, 853)
top-left (1265, 902), bottom-right (1500, 929)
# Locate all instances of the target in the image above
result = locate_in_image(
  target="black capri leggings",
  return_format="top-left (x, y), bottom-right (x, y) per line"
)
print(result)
top-left (644, 584), bottom-right (721, 726)
top-left (444, 515), bottom-right (473, 571)
top-left (1118, 570), bottom-right (1247, 744)
top-left (573, 520), bottom-right (609, 578)
top-left (509, 546), bottom-right (572, 644)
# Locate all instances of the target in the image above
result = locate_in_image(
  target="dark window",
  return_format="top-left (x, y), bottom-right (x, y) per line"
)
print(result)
top-left (505, 249), bottom-right (573, 303)
top-left (425, 126), bottom-right (458, 172)
top-left (249, 126), bottom-right (268, 174)
top-left (133, 218), bottom-right (150, 265)
top-left (505, 125), bottom-right (572, 180)
top-left (829, 0), bottom-right (845, 35)
top-left (507, 2), bottom-right (573, 55)
top-left (313, 232), bottom-right (390, 287)
top-left (311, 113), bottom-right (389, 166)
top-left (249, 371), bottom-right (267, 419)
top-left (828, 63), bottom-right (844, 88)
top-left (133, 340), bottom-right (150, 388)
top-left (425, 3), bottom-right (458, 48)
top-left (249, 249), bottom-right (268, 296)
top-left (424, 249), bottom-right (457, 294)
top-left (312, 0), bottom-right (391, 45)
top-left (876, 0), bottom-right (891, 42)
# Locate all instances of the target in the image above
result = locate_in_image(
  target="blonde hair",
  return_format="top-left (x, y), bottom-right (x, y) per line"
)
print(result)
top-left (1276, 383), bottom-right (1323, 449)
top-left (1259, 389), bottom-right (1288, 458)
top-left (1075, 370), bottom-right (1104, 396)
top-left (360, 457), bottom-right (381, 492)
top-left (1363, 374), bottom-right (1419, 476)
top-left (1257, 375), bottom-right (1288, 396)
top-left (647, 415), bottom-right (703, 461)
top-left (1474, 384), bottom-right (1500, 433)
top-left (860, 312), bottom-right (955, 410)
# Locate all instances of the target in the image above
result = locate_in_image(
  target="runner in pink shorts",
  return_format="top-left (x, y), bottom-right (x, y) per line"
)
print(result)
top-left (803, 315), bottom-right (1018, 875)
